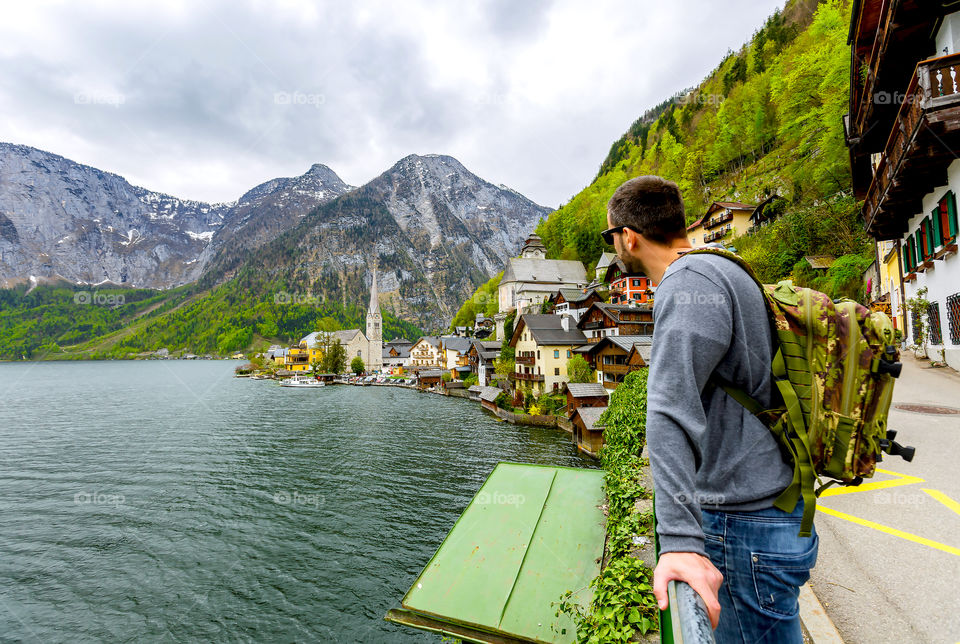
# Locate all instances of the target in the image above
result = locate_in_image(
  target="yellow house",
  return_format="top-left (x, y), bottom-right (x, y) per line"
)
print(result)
top-left (688, 201), bottom-right (756, 248)
top-left (875, 240), bottom-right (906, 332)
top-left (509, 314), bottom-right (588, 396)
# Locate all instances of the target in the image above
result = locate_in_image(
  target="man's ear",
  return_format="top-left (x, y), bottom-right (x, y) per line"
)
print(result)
top-left (622, 227), bottom-right (643, 252)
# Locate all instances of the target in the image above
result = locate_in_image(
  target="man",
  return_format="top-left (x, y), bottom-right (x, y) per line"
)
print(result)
top-left (602, 176), bottom-right (817, 643)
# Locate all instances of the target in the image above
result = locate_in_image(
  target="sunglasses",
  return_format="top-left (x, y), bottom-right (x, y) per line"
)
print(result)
top-left (600, 225), bottom-right (640, 245)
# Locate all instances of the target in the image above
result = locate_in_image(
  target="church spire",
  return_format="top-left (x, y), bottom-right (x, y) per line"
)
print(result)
top-left (368, 261), bottom-right (380, 314)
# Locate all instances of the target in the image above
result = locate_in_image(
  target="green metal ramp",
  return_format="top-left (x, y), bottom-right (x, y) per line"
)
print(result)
top-left (386, 462), bottom-right (607, 643)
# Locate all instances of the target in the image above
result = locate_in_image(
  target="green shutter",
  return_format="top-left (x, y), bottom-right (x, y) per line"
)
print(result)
top-left (902, 242), bottom-right (911, 273)
top-left (915, 229), bottom-right (924, 261)
top-left (947, 191), bottom-right (959, 240)
top-left (932, 208), bottom-right (943, 248)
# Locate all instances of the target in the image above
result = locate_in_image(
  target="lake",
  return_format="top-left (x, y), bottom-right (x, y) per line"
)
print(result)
top-left (0, 360), bottom-right (596, 642)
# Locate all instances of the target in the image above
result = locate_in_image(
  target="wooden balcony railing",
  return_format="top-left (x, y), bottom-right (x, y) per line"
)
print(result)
top-left (864, 52), bottom-right (960, 238)
top-left (515, 354), bottom-right (535, 365)
top-left (512, 372), bottom-right (545, 382)
top-left (704, 212), bottom-right (733, 229)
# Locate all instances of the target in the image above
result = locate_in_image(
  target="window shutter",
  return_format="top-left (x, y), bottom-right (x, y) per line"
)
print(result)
top-left (947, 191), bottom-right (959, 240)
top-left (932, 207), bottom-right (943, 248)
top-left (915, 229), bottom-right (924, 262)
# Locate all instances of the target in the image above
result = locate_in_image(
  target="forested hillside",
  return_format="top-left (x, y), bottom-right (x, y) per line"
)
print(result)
top-left (534, 0), bottom-right (871, 295)
top-left (0, 280), bottom-right (421, 360)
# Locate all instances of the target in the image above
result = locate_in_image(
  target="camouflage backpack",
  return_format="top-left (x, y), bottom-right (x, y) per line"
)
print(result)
top-left (687, 248), bottom-right (915, 537)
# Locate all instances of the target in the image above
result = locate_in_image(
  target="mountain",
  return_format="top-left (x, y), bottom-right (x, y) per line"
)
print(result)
top-left (0, 143), bottom-right (352, 288)
top-left (196, 163), bottom-right (353, 281)
top-left (222, 153), bottom-right (552, 328)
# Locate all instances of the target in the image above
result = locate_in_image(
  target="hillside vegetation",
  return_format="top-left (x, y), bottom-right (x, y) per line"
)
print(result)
top-left (0, 278), bottom-right (421, 360)
top-left (533, 0), bottom-right (870, 297)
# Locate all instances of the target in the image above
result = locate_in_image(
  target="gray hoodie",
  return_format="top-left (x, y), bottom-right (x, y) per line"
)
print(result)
top-left (647, 252), bottom-right (794, 555)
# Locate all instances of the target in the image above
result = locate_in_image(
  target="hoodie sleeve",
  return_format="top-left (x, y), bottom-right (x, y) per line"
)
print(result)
top-left (646, 266), bottom-right (733, 555)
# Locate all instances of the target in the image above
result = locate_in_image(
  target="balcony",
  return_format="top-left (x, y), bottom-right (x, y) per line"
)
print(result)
top-left (863, 53), bottom-right (960, 239)
top-left (703, 212), bottom-right (733, 230)
top-left (515, 354), bottom-right (535, 365)
top-left (512, 372), bottom-right (545, 382)
top-left (581, 321), bottom-right (604, 330)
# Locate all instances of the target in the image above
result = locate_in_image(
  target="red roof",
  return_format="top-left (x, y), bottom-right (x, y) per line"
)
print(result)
top-left (686, 216), bottom-right (704, 231)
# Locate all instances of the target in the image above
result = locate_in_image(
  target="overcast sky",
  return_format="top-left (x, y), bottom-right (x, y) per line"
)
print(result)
top-left (0, 0), bottom-right (785, 208)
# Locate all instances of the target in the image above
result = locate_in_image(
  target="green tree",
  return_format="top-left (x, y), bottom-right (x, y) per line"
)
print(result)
top-left (567, 355), bottom-right (594, 383)
top-left (350, 356), bottom-right (365, 375)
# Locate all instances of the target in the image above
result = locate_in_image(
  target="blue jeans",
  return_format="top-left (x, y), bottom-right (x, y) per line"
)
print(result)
top-left (701, 501), bottom-right (819, 644)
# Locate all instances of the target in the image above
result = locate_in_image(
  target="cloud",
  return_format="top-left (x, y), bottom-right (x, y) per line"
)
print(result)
top-left (0, 0), bottom-right (786, 207)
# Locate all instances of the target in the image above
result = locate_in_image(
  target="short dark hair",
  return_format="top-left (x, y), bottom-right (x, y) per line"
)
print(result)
top-left (607, 176), bottom-right (686, 243)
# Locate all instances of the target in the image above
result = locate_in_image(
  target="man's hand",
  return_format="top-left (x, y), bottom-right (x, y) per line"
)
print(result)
top-left (653, 551), bottom-right (724, 629)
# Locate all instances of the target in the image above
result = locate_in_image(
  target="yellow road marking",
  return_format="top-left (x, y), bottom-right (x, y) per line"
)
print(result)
top-left (818, 468), bottom-right (925, 498)
top-left (817, 506), bottom-right (960, 557)
top-left (921, 488), bottom-right (960, 518)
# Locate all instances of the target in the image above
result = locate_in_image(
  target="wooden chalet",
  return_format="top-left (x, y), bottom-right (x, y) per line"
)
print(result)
top-left (577, 302), bottom-right (654, 342)
top-left (571, 406), bottom-right (607, 458)
top-left (562, 382), bottom-right (609, 417)
top-left (577, 335), bottom-right (652, 390)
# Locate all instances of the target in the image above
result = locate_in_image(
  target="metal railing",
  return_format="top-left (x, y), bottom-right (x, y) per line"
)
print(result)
top-left (662, 581), bottom-right (715, 644)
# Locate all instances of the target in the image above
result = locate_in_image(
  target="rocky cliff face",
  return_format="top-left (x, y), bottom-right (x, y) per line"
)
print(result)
top-left (0, 143), bottom-right (350, 288)
top-left (0, 144), bottom-right (551, 329)
top-left (245, 154), bottom-right (551, 329)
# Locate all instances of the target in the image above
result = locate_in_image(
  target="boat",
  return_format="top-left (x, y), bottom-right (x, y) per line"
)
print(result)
top-left (279, 375), bottom-right (326, 388)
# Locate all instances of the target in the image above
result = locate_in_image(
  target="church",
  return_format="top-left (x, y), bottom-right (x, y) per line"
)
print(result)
top-left (289, 261), bottom-right (383, 373)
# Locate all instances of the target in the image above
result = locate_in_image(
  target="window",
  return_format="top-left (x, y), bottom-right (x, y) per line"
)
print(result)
top-left (554, 367), bottom-right (560, 376)
top-left (947, 292), bottom-right (960, 345)
top-left (631, 279), bottom-right (641, 287)
top-left (567, 350), bottom-right (572, 358)
top-left (929, 302), bottom-right (944, 346)
top-left (554, 350), bottom-right (560, 358)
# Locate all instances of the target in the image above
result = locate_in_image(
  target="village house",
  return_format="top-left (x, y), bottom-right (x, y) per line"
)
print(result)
top-left (845, 1), bottom-right (960, 369)
top-left (548, 287), bottom-right (604, 322)
top-left (873, 240), bottom-right (906, 332)
top-left (382, 338), bottom-right (413, 373)
top-left (577, 335), bottom-right (653, 390)
top-left (409, 336), bottom-right (443, 368)
top-left (687, 201), bottom-right (756, 248)
top-left (466, 340), bottom-right (501, 386)
top-left (509, 314), bottom-right (588, 395)
top-left (562, 382), bottom-right (609, 417)
top-left (288, 329), bottom-right (371, 372)
top-left (495, 233), bottom-right (588, 337)
top-left (570, 406), bottom-right (607, 458)
top-left (478, 386), bottom-right (502, 413)
top-left (603, 257), bottom-right (655, 305)
top-left (594, 251), bottom-right (618, 282)
top-left (626, 342), bottom-right (653, 370)
top-left (416, 369), bottom-right (443, 391)
top-left (473, 313), bottom-right (495, 339)
top-left (440, 336), bottom-right (473, 371)
top-left (577, 302), bottom-right (654, 342)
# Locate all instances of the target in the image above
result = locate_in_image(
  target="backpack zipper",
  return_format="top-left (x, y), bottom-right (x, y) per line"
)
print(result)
top-left (840, 302), bottom-right (858, 417)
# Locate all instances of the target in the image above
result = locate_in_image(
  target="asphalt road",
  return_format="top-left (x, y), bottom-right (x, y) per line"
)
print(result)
top-left (810, 353), bottom-right (960, 644)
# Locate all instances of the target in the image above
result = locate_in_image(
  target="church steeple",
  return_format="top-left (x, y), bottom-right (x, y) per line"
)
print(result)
top-left (365, 260), bottom-right (383, 372)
